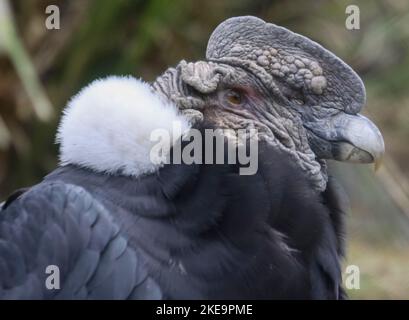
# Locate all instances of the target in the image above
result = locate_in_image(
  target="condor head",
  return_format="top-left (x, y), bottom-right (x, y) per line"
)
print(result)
top-left (152, 16), bottom-right (384, 191)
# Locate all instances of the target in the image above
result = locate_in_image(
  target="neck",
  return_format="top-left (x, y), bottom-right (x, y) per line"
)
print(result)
top-left (236, 100), bottom-right (327, 192)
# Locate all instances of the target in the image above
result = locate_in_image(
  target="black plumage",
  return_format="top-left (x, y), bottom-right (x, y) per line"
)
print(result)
top-left (0, 15), bottom-right (384, 300)
top-left (0, 181), bottom-right (161, 299)
top-left (0, 139), bottom-right (346, 299)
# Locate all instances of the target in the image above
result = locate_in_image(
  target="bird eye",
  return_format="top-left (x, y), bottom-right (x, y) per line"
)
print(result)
top-left (225, 90), bottom-right (243, 105)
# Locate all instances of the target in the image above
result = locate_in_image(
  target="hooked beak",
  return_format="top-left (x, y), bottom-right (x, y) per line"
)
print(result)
top-left (305, 113), bottom-right (385, 167)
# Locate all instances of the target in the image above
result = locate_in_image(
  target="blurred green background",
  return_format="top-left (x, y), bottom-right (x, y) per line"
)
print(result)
top-left (0, 0), bottom-right (408, 299)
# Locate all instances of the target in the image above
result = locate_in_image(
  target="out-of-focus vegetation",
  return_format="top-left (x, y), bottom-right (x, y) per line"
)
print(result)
top-left (0, 0), bottom-right (408, 299)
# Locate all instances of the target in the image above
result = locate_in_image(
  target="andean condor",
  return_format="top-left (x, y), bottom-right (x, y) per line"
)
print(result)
top-left (0, 16), bottom-right (384, 299)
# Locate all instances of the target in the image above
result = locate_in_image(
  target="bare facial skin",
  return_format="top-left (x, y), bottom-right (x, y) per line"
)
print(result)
top-left (152, 16), bottom-right (384, 192)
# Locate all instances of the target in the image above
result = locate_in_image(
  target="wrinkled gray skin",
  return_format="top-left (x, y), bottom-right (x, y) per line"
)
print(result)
top-left (152, 16), bottom-right (384, 192)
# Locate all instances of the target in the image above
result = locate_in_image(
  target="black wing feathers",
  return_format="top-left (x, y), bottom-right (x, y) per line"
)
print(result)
top-left (0, 182), bottom-right (161, 299)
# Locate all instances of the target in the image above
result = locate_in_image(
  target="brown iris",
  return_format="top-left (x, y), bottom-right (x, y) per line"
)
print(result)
top-left (225, 89), bottom-right (243, 105)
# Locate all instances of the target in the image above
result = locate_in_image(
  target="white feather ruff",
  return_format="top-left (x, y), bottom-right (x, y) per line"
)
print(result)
top-left (56, 76), bottom-right (190, 176)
